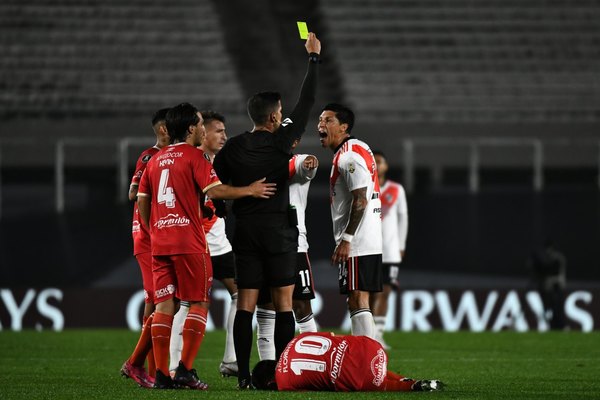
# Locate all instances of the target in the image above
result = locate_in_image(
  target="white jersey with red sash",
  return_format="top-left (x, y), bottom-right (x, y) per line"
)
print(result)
top-left (329, 138), bottom-right (382, 257)
top-left (289, 154), bottom-right (317, 253)
top-left (380, 180), bottom-right (408, 263)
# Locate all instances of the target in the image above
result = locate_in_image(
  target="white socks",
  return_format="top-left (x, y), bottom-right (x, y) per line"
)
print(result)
top-left (296, 312), bottom-right (318, 333)
top-left (350, 308), bottom-right (375, 339)
top-left (256, 307), bottom-right (276, 360)
top-left (373, 315), bottom-right (387, 347)
top-left (222, 293), bottom-right (237, 363)
top-left (169, 301), bottom-right (190, 371)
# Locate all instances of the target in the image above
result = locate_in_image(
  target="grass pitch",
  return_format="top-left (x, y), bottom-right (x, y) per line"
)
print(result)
top-left (0, 329), bottom-right (598, 399)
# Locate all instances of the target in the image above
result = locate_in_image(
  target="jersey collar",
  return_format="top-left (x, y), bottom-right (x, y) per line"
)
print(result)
top-left (334, 135), bottom-right (354, 153)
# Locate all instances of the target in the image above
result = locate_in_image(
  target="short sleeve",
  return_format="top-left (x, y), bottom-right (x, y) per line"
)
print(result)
top-left (338, 152), bottom-right (371, 192)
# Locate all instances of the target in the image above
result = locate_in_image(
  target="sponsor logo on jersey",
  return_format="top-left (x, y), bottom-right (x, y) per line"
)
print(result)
top-left (302, 287), bottom-right (311, 294)
top-left (330, 339), bottom-right (349, 384)
top-left (142, 154), bottom-right (152, 163)
top-left (370, 348), bottom-right (387, 387)
top-left (155, 284), bottom-right (176, 299)
top-left (281, 118), bottom-right (293, 127)
top-left (348, 163), bottom-right (355, 173)
top-left (132, 220), bottom-right (141, 234)
top-left (154, 213), bottom-right (190, 229)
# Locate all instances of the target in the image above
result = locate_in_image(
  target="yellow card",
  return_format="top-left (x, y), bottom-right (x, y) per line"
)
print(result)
top-left (297, 21), bottom-right (309, 39)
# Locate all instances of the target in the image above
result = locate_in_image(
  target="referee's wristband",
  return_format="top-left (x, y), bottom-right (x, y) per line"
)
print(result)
top-left (341, 233), bottom-right (354, 243)
top-left (308, 52), bottom-right (320, 63)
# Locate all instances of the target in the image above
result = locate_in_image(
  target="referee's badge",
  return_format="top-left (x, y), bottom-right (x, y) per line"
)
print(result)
top-left (348, 162), bottom-right (355, 173)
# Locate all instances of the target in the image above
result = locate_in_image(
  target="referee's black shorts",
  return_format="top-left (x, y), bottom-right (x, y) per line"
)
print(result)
top-left (337, 254), bottom-right (383, 294)
top-left (257, 252), bottom-right (316, 305)
top-left (233, 214), bottom-right (298, 289)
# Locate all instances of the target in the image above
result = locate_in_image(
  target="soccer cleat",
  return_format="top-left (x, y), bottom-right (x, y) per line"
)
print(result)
top-left (173, 361), bottom-right (209, 390)
top-left (412, 379), bottom-right (444, 391)
top-left (237, 377), bottom-right (255, 390)
top-left (153, 369), bottom-right (175, 389)
top-left (219, 361), bottom-right (239, 377)
top-left (120, 361), bottom-right (155, 388)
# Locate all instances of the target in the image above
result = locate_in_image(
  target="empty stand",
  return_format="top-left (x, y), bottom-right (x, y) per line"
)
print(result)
top-left (0, 0), bottom-right (245, 117)
top-left (320, 0), bottom-right (600, 122)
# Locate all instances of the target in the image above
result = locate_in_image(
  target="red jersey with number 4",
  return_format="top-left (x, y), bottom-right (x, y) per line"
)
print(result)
top-left (131, 146), bottom-right (160, 255)
top-left (276, 332), bottom-right (388, 391)
top-left (137, 142), bottom-right (222, 256)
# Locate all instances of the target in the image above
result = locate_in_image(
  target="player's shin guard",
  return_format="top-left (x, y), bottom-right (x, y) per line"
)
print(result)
top-left (256, 307), bottom-right (276, 360)
top-left (233, 310), bottom-right (254, 383)
top-left (180, 305), bottom-right (208, 370)
top-left (223, 293), bottom-right (237, 363)
top-left (169, 302), bottom-right (189, 372)
top-left (151, 312), bottom-right (174, 376)
top-left (350, 308), bottom-right (376, 338)
top-left (274, 311), bottom-right (295, 361)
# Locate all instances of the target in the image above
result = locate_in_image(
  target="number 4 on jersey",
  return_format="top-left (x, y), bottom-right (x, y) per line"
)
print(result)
top-left (158, 169), bottom-right (176, 208)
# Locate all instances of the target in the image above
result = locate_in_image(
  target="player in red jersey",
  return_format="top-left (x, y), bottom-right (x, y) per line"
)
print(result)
top-left (121, 108), bottom-right (170, 388)
top-left (137, 103), bottom-right (276, 390)
top-left (168, 110), bottom-right (241, 377)
top-left (251, 332), bottom-right (443, 392)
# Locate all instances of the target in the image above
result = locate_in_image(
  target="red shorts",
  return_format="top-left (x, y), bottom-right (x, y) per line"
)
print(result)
top-left (152, 253), bottom-right (213, 303)
top-left (135, 252), bottom-right (154, 304)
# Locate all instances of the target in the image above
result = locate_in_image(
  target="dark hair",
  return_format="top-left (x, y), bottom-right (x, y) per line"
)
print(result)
top-left (151, 107), bottom-right (171, 126)
top-left (322, 103), bottom-right (355, 133)
top-left (247, 91), bottom-right (281, 125)
top-left (372, 150), bottom-right (386, 159)
top-left (201, 110), bottom-right (226, 125)
top-left (251, 360), bottom-right (278, 390)
top-left (166, 103), bottom-right (200, 143)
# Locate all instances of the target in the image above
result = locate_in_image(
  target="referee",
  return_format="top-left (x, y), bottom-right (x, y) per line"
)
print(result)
top-left (213, 32), bottom-right (321, 389)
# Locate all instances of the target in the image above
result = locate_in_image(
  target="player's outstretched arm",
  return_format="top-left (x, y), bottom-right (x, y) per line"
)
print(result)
top-left (207, 178), bottom-right (276, 200)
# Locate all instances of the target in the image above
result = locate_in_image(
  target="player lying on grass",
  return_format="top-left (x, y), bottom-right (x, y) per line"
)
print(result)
top-left (251, 332), bottom-right (443, 392)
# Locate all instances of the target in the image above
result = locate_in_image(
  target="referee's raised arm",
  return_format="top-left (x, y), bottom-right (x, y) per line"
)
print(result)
top-left (276, 32), bottom-right (321, 152)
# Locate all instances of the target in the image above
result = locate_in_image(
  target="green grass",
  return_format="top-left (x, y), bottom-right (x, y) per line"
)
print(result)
top-left (0, 330), bottom-right (598, 399)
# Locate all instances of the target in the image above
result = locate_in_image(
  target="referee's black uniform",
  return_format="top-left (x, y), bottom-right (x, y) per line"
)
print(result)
top-left (213, 54), bottom-right (319, 289)
top-left (213, 52), bottom-right (319, 386)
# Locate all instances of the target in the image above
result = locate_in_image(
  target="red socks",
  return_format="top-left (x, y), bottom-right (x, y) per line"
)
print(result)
top-left (128, 314), bottom-right (153, 367)
top-left (180, 305), bottom-right (208, 370)
top-left (384, 371), bottom-right (416, 392)
top-left (151, 312), bottom-right (174, 375)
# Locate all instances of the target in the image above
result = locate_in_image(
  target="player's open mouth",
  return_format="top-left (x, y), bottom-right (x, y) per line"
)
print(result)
top-left (318, 130), bottom-right (327, 139)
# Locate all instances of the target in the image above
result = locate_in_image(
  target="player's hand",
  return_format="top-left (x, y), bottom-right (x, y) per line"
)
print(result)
top-left (331, 240), bottom-right (351, 265)
top-left (401, 250), bottom-right (406, 259)
top-left (303, 155), bottom-right (319, 170)
top-left (249, 177), bottom-right (277, 198)
top-left (305, 33), bottom-right (321, 55)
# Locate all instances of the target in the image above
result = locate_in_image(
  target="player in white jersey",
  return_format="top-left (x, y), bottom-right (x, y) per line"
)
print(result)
top-left (256, 138), bottom-right (319, 360)
top-left (168, 111), bottom-right (239, 378)
top-left (369, 150), bottom-right (408, 349)
top-left (318, 103), bottom-right (382, 339)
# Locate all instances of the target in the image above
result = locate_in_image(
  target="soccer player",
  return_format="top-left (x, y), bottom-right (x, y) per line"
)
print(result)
top-left (213, 33), bottom-right (321, 389)
top-left (120, 107), bottom-right (170, 388)
top-left (251, 332), bottom-right (443, 392)
top-left (256, 138), bottom-right (319, 360)
top-left (137, 102), bottom-right (276, 390)
top-left (369, 150), bottom-right (408, 349)
top-left (168, 110), bottom-right (240, 377)
top-left (317, 103), bottom-right (382, 339)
